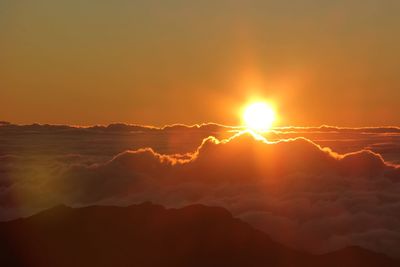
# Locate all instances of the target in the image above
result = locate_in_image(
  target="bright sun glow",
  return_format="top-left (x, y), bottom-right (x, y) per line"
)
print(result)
top-left (242, 102), bottom-right (276, 132)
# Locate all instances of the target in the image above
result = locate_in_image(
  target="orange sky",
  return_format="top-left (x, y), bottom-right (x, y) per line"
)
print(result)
top-left (1, 0), bottom-right (400, 126)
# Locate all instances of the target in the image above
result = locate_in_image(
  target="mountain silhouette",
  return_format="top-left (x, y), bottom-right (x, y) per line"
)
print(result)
top-left (0, 203), bottom-right (398, 267)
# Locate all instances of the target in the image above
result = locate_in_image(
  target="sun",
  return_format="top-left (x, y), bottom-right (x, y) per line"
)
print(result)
top-left (242, 102), bottom-right (276, 132)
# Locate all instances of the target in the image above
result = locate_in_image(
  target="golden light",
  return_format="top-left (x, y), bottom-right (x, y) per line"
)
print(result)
top-left (242, 102), bottom-right (276, 132)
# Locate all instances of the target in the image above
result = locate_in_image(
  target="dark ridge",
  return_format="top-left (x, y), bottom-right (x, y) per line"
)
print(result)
top-left (0, 203), bottom-right (398, 267)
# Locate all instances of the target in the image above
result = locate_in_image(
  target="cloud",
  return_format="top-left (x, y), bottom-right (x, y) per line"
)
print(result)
top-left (0, 122), bottom-right (237, 135)
top-left (0, 122), bottom-right (238, 157)
top-left (2, 123), bottom-right (400, 258)
top-left (2, 122), bottom-right (400, 163)
top-left (272, 125), bottom-right (400, 134)
top-left (2, 130), bottom-right (400, 258)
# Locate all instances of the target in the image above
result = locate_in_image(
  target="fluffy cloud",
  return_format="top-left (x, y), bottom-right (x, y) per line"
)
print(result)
top-left (2, 122), bottom-right (400, 162)
top-left (2, 129), bottom-right (400, 258)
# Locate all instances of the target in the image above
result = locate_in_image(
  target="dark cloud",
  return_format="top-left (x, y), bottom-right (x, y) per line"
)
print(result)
top-left (0, 123), bottom-right (237, 158)
top-left (272, 125), bottom-right (400, 134)
top-left (4, 122), bottom-right (400, 163)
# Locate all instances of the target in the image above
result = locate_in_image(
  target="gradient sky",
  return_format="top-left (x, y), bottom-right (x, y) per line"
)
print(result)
top-left (1, 0), bottom-right (400, 126)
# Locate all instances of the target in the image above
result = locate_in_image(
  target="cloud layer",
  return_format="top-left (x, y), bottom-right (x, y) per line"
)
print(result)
top-left (1, 125), bottom-right (400, 258)
top-left (2, 122), bottom-right (400, 162)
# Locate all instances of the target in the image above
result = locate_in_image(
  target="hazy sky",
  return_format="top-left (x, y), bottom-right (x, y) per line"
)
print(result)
top-left (1, 0), bottom-right (400, 126)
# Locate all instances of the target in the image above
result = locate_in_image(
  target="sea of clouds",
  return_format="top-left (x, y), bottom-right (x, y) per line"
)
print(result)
top-left (1, 122), bottom-right (400, 258)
